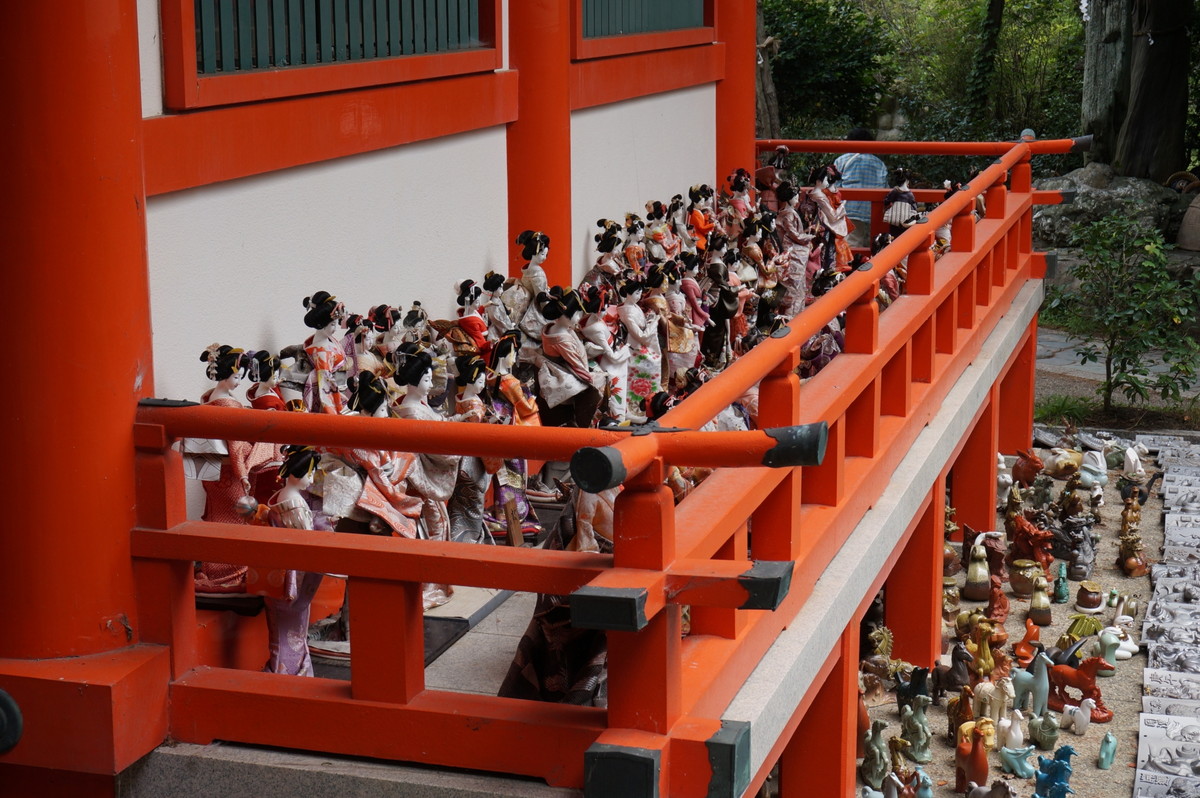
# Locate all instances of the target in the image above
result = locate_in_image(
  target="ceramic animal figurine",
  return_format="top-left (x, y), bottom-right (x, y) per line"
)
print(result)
top-left (985, 574), bottom-right (1010, 624)
top-left (895, 666), bottom-right (929, 714)
top-left (1123, 441), bottom-right (1149, 479)
top-left (997, 452), bottom-right (1014, 509)
top-left (958, 716), bottom-right (996, 753)
top-left (963, 543), bottom-right (991, 601)
top-left (1052, 562), bottom-right (1070, 604)
top-left (1035, 745), bottom-right (1077, 796)
top-left (932, 641), bottom-right (974, 703)
top-left (1058, 698), bottom-right (1097, 736)
top-left (900, 694), bottom-right (933, 764)
top-left (968, 622), bottom-right (996, 682)
top-left (1097, 731), bottom-right (1117, 769)
top-left (954, 726), bottom-right (989, 793)
top-left (860, 718), bottom-right (890, 790)
top-left (1013, 618), bottom-right (1042, 665)
top-left (1043, 447), bottom-right (1082, 479)
top-left (973, 676), bottom-right (1014, 724)
top-left (966, 781), bottom-right (1019, 798)
top-left (886, 736), bottom-right (912, 783)
top-left (1029, 576), bottom-right (1053, 626)
top-left (1013, 449), bottom-right (1044, 487)
top-left (910, 765), bottom-right (933, 798)
top-left (1117, 527), bottom-right (1149, 577)
top-left (1013, 646), bottom-right (1053, 717)
top-left (998, 707), bottom-right (1026, 749)
top-left (1101, 625), bottom-right (1139, 660)
top-left (990, 647), bottom-right (1014, 680)
top-left (1000, 743), bottom-right (1037, 778)
top-left (947, 685), bottom-right (975, 743)
top-left (1047, 656), bottom-right (1114, 723)
top-left (1028, 710), bottom-right (1060, 751)
top-left (1090, 629), bottom-right (1120, 676)
top-left (858, 787), bottom-right (884, 798)
top-left (879, 771), bottom-right (906, 798)
top-left (1009, 515), bottom-right (1056, 579)
top-left (1076, 447), bottom-right (1109, 504)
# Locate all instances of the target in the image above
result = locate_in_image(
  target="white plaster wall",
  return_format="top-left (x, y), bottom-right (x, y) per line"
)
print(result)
top-left (569, 84), bottom-right (716, 281)
top-left (146, 127), bottom-right (509, 402)
top-left (138, 0), bottom-right (164, 117)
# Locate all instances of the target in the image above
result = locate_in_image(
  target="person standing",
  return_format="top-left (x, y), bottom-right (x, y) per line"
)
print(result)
top-left (833, 127), bottom-right (888, 249)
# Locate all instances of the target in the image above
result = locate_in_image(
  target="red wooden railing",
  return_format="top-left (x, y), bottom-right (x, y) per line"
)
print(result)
top-left (130, 138), bottom-right (1078, 797)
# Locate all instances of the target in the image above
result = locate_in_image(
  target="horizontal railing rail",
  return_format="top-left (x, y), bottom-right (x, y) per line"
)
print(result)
top-left (132, 138), bottom-right (1050, 795)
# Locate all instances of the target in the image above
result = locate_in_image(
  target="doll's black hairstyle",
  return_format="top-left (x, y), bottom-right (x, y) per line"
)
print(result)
top-left (624, 213), bottom-right (645, 234)
top-left (490, 329), bottom-right (522, 369)
top-left (871, 232), bottom-right (894, 254)
top-left (454, 354), bottom-right (487, 390)
top-left (248, 350), bottom-right (281, 384)
top-left (687, 184), bottom-right (713, 209)
top-left (515, 229), bottom-right (550, 261)
top-left (721, 249), bottom-right (739, 267)
top-left (482, 270), bottom-right (506, 293)
top-left (455, 279), bottom-right (482, 311)
top-left (368, 304), bottom-right (401, 332)
top-left (617, 273), bottom-right (646, 297)
top-left (402, 301), bottom-right (427, 330)
top-left (278, 444), bottom-right (321, 480)
top-left (667, 194), bottom-right (685, 217)
top-left (646, 390), bottom-right (678, 421)
top-left (536, 288), bottom-right (584, 320)
top-left (645, 200), bottom-right (667, 221)
top-left (200, 344), bottom-right (249, 382)
top-left (727, 167), bottom-right (752, 193)
top-left (890, 167), bottom-right (912, 188)
top-left (302, 291), bottom-right (343, 330)
top-left (594, 219), bottom-right (623, 254)
top-left (678, 251), bottom-right (699, 274)
top-left (392, 342), bottom-right (434, 387)
top-left (808, 164), bottom-right (842, 186)
top-left (348, 371), bottom-right (389, 415)
top-left (707, 233), bottom-right (729, 253)
top-left (775, 181), bottom-right (797, 205)
top-left (645, 261), bottom-right (679, 290)
top-left (580, 284), bottom-right (608, 314)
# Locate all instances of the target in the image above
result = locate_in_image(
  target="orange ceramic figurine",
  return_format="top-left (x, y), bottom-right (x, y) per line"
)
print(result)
top-left (955, 725), bottom-right (989, 793)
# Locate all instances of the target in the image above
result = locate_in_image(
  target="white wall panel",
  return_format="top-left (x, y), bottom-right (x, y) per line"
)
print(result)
top-left (146, 127), bottom-right (509, 402)
top-left (569, 85), bottom-right (716, 282)
top-left (138, 0), bottom-right (164, 117)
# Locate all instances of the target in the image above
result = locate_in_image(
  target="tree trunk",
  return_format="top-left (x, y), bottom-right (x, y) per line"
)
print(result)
top-left (1113, 0), bottom-right (1193, 181)
top-left (755, 6), bottom-right (782, 139)
top-left (1080, 0), bottom-right (1132, 164)
top-left (966, 0), bottom-right (1006, 120)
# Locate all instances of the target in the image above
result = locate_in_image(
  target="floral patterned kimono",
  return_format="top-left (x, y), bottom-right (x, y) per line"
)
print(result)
top-left (304, 341), bottom-right (346, 414)
top-left (619, 300), bottom-right (662, 421)
top-left (485, 373), bottom-right (542, 539)
top-left (262, 493), bottom-right (327, 676)
top-left (812, 185), bottom-right (853, 273)
top-left (774, 202), bottom-right (813, 318)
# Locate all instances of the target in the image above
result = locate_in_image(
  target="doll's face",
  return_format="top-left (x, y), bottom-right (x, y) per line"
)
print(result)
top-left (472, 371), bottom-right (486, 392)
top-left (220, 372), bottom-right (241, 390)
top-left (532, 246), bottom-right (549, 265)
top-left (419, 368), bottom-right (434, 392)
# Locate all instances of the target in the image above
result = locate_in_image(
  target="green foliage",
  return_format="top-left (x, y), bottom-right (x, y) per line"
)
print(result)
top-left (761, 0), bottom-right (895, 130)
top-left (1043, 213), bottom-right (1200, 412)
top-left (1033, 394), bottom-right (1096, 426)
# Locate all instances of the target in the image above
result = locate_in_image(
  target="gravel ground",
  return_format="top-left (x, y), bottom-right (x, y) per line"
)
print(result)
top-left (858, 370), bottom-right (1159, 797)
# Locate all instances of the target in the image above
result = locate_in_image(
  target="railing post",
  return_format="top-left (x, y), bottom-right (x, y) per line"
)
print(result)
top-left (843, 281), bottom-right (880, 355)
top-left (905, 232), bottom-right (935, 295)
top-left (607, 459), bottom-right (681, 735)
top-left (349, 579), bottom-right (425, 703)
top-left (750, 350), bottom-right (803, 562)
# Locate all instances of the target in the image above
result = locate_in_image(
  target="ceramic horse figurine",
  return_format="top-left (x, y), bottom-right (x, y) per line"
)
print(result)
top-left (900, 694), bottom-right (933, 764)
top-left (972, 676), bottom-right (1014, 724)
top-left (968, 623), bottom-right (996, 682)
top-left (1013, 646), bottom-right (1053, 717)
top-left (896, 666), bottom-right (929, 714)
top-left (880, 770), bottom-right (906, 798)
top-left (909, 765), bottom-right (933, 798)
top-left (999, 743), bottom-right (1037, 778)
top-left (1012, 617), bottom-right (1042, 667)
top-left (1058, 698), bottom-right (1098, 736)
top-left (997, 707), bottom-right (1025, 750)
top-left (860, 718), bottom-right (890, 790)
top-left (955, 726), bottom-right (989, 793)
top-left (932, 641), bottom-right (974, 704)
top-left (863, 626), bottom-right (910, 684)
top-left (966, 781), bottom-right (1019, 798)
top-left (1035, 744), bottom-right (1077, 796)
top-left (957, 716), bottom-right (996, 753)
top-left (1047, 656), bottom-right (1115, 723)
top-left (946, 684), bottom-right (975, 743)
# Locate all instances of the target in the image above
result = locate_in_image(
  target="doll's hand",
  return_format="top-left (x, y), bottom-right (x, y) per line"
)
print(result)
top-left (240, 477), bottom-right (252, 495)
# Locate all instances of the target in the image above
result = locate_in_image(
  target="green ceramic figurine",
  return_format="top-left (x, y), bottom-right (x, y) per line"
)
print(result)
top-left (1052, 562), bottom-right (1070, 604)
top-left (1097, 731), bottom-right (1117, 769)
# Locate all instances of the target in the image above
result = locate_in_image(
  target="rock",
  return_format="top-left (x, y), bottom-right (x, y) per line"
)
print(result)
top-left (1033, 164), bottom-right (1181, 246)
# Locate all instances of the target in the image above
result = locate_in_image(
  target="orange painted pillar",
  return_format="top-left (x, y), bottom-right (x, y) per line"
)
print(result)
top-left (778, 628), bottom-right (858, 797)
top-left (0, 1), bottom-right (168, 787)
top-left (506, 0), bottom-right (573, 286)
top-left (886, 487), bottom-right (944, 668)
top-left (998, 323), bottom-right (1037, 453)
top-left (950, 388), bottom-right (999, 534)
top-left (714, 0), bottom-right (757, 186)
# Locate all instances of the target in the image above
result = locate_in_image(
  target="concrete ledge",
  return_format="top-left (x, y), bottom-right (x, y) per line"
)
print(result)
top-left (722, 280), bottom-right (1044, 783)
top-left (117, 742), bottom-right (581, 798)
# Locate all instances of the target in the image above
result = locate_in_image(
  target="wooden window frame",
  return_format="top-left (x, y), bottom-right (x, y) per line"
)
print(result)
top-left (571, 0), bottom-right (714, 61)
top-left (160, 0), bottom-right (503, 110)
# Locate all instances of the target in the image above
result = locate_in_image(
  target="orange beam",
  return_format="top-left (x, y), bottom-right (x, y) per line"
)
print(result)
top-left (133, 522), bottom-right (610, 596)
top-left (714, 0), bottom-right (757, 183)
top-left (757, 137), bottom-right (1090, 156)
top-left (570, 43), bottom-right (726, 110)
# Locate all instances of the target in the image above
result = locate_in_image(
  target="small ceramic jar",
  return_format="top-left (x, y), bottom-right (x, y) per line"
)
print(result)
top-left (1075, 580), bottom-right (1105, 614)
top-left (1010, 559), bottom-right (1040, 598)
